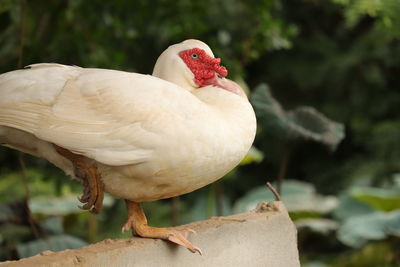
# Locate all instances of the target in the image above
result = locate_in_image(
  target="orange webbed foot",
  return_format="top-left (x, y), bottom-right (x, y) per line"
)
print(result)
top-left (122, 200), bottom-right (202, 255)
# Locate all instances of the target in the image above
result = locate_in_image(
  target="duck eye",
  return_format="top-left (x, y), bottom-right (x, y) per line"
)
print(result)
top-left (191, 53), bottom-right (198, 59)
top-left (217, 74), bottom-right (223, 79)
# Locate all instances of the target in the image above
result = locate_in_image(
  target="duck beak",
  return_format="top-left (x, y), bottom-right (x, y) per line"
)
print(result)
top-left (202, 74), bottom-right (246, 97)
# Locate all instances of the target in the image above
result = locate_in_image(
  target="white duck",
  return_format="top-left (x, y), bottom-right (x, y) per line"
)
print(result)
top-left (0, 39), bottom-right (256, 254)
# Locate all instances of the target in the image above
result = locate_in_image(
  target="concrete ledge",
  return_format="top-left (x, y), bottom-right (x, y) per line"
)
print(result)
top-left (0, 201), bottom-right (300, 267)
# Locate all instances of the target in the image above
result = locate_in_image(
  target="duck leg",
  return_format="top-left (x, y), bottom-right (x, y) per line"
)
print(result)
top-left (122, 200), bottom-right (202, 255)
top-left (53, 145), bottom-right (105, 213)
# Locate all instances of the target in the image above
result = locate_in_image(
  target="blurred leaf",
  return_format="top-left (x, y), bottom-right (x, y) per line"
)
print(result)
top-left (251, 84), bottom-right (345, 150)
top-left (29, 196), bottom-right (85, 216)
top-left (287, 107), bottom-right (345, 151)
top-left (337, 210), bottom-right (400, 247)
top-left (16, 234), bottom-right (87, 258)
top-left (289, 211), bottom-right (323, 221)
top-left (350, 186), bottom-right (400, 211)
top-left (240, 146), bottom-right (264, 165)
top-left (182, 189), bottom-right (232, 224)
top-left (333, 194), bottom-right (375, 221)
top-left (29, 194), bottom-right (114, 216)
top-left (234, 180), bottom-right (338, 214)
top-left (233, 184), bottom-right (272, 213)
top-left (40, 217), bottom-right (63, 235)
top-left (182, 192), bottom-right (210, 223)
top-left (251, 83), bottom-right (288, 137)
top-left (394, 173), bottom-right (400, 186)
top-left (296, 218), bottom-right (339, 235)
top-left (0, 203), bottom-right (14, 221)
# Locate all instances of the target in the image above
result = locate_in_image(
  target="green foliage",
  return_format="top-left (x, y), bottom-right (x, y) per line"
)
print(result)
top-left (29, 196), bottom-right (87, 216)
top-left (0, 0), bottom-right (295, 77)
top-left (337, 210), bottom-right (400, 248)
top-left (0, 170), bottom-right (59, 202)
top-left (234, 180), bottom-right (400, 264)
top-left (332, 0), bottom-right (400, 38)
top-left (333, 194), bottom-right (374, 221)
top-left (29, 195), bottom-right (114, 216)
top-left (351, 186), bottom-right (400, 211)
top-left (332, 181), bottom-right (400, 248)
top-left (297, 182), bottom-right (400, 265)
top-left (332, 241), bottom-right (399, 267)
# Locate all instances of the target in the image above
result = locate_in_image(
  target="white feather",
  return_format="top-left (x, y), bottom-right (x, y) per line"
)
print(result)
top-left (0, 40), bottom-right (256, 202)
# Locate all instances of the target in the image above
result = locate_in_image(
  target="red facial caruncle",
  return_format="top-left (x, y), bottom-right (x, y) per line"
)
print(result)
top-left (179, 47), bottom-right (244, 96)
top-left (178, 48), bottom-right (228, 87)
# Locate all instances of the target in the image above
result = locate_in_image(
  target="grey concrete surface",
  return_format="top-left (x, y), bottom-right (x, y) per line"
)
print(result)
top-left (0, 201), bottom-right (300, 267)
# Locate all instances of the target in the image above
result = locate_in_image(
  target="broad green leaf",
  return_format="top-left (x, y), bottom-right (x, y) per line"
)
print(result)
top-left (250, 84), bottom-right (289, 138)
top-left (350, 186), bottom-right (400, 211)
top-left (251, 84), bottom-right (345, 150)
top-left (287, 107), bottom-right (345, 150)
top-left (29, 196), bottom-right (86, 215)
top-left (17, 234), bottom-right (87, 258)
top-left (337, 210), bottom-right (400, 247)
top-left (333, 194), bottom-right (375, 221)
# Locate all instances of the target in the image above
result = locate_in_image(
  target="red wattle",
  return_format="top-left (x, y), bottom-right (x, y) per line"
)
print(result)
top-left (179, 48), bottom-right (228, 87)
